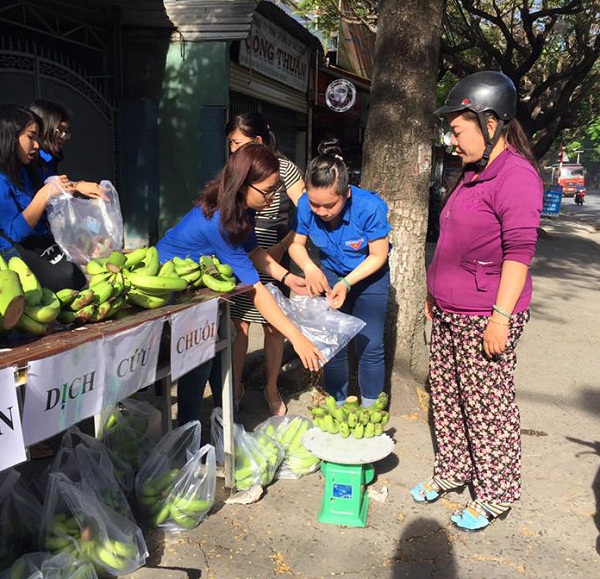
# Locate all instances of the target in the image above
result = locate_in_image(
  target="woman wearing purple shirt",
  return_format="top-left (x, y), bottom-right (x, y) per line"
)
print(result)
top-left (411, 72), bottom-right (543, 531)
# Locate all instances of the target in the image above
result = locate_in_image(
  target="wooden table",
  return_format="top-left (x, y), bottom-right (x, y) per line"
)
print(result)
top-left (0, 285), bottom-right (253, 487)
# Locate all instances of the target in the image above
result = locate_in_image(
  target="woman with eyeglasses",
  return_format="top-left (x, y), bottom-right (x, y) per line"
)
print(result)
top-left (156, 143), bottom-right (325, 425)
top-left (288, 138), bottom-right (391, 409)
top-left (29, 100), bottom-right (102, 197)
top-left (225, 112), bottom-right (305, 416)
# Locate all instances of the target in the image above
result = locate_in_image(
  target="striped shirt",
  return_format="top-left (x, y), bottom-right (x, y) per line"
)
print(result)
top-left (230, 157), bottom-right (302, 323)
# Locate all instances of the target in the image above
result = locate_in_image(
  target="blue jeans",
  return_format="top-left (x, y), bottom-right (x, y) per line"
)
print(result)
top-left (322, 266), bottom-right (390, 402)
top-left (176, 356), bottom-right (222, 425)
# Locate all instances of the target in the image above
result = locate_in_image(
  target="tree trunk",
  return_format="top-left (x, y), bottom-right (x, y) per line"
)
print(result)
top-left (361, 0), bottom-right (444, 411)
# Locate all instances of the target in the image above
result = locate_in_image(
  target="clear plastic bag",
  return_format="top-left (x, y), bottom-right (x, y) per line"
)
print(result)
top-left (255, 415), bottom-right (321, 480)
top-left (46, 178), bottom-right (123, 264)
top-left (56, 427), bottom-right (134, 494)
top-left (266, 284), bottom-right (366, 366)
top-left (49, 445), bottom-right (134, 522)
top-left (134, 421), bottom-right (203, 527)
top-left (98, 398), bottom-right (162, 475)
top-left (211, 408), bottom-right (284, 490)
top-left (40, 473), bottom-right (147, 576)
top-left (148, 444), bottom-right (217, 532)
top-left (0, 552), bottom-right (98, 579)
top-left (0, 470), bottom-right (43, 569)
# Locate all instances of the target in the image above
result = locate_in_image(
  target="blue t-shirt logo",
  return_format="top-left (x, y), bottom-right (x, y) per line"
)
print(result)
top-left (345, 237), bottom-right (365, 250)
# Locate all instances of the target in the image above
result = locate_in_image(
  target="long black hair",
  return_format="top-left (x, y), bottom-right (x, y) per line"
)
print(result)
top-left (195, 143), bottom-right (280, 245)
top-left (30, 99), bottom-right (70, 158)
top-left (305, 137), bottom-right (349, 196)
top-left (225, 111), bottom-right (285, 158)
top-left (0, 103), bottom-right (41, 189)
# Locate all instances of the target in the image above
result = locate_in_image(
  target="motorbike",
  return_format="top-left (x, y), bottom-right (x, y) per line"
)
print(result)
top-left (574, 186), bottom-right (585, 206)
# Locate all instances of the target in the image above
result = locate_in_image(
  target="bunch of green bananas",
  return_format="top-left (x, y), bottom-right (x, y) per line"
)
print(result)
top-left (198, 255), bottom-right (237, 293)
top-left (44, 513), bottom-right (139, 574)
top-left (138, 467), bottom-right (212, 530)
top-left (100, 407), bottom-right (149, 472)
top-left (234, 430), bottom-right (284, 490)
top-left (260, 417), bottom-right (321, 477)
top-left (5, 553), bottom-right (96, 579)
top-left (0, 255), bottom-right (27, 333)
top-left (310, 393), bottom-right (390, 439)
top-left (7, 255), bottom-right (64, 336)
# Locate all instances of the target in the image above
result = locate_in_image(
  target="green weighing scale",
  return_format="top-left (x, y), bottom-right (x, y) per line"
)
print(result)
top-left (302, 428), bottom-right (395, 527)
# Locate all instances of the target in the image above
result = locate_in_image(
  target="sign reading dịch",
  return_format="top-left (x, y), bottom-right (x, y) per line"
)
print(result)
top-left (103, 318), bottom-right (165, 408)
top-left (0, 366), bottom-right (26, 471)
top-left (170, 299), bottom-right (219, 382)
top-left (239, 12), bottom-right (310, 92)
top-left (22, 340), bottom-right (107, 446)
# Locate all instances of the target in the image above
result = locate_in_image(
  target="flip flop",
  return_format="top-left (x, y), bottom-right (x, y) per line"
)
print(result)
top-left (410, 477), bottom-right (465, 503)
top-left (450, 500), bottom-right (511, 532)
top-left (264, 389), bottom-right (287, 416)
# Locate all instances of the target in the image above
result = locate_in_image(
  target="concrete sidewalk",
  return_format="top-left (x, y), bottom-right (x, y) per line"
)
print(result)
top-left (130, 213), bottom-right (600, 579)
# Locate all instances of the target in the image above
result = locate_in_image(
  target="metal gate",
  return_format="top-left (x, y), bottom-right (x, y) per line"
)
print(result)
top-left (0, 45), bottom-right (117, 185)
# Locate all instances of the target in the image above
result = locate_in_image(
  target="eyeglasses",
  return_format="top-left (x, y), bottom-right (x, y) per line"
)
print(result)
top-left (54, 128), bottom-right (71, 140)
top-left (248, 181), bottom-right (285, 201)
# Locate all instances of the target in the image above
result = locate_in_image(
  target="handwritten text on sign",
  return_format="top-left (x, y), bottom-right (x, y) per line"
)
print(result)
top-left (170, 299), bottom-right (219, 381)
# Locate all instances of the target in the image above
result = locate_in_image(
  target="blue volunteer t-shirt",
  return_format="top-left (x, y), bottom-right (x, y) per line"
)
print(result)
top-left (294, 185), bottom-right (391, 276)
top-left (156, 206), bottom-right (260, 285)
top-left (0, 170), bottom-right (48, 252)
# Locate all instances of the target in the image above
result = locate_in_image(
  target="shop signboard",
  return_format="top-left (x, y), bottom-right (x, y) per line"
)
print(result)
top-left (0, 367), bottom-right (26, 470)
top-left (169, 299), bottom-right (219, 381)
top-left (239, 12), bottom-right (310, 92)
top-left (22, 340), bottom-right (107, 446)
top-left (103, 319), bottom-right (165, 407)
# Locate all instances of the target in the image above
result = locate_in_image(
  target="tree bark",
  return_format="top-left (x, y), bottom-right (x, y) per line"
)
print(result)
top-left (361, 0), bottom-right (444, 411)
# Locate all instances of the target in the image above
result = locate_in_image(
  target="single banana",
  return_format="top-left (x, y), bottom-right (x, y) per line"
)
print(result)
top-left (24, 287), bottom-right (60, 323)
top-left (57, 310), bottom-right (78, 325)
top-left (88, 271), bottom-right (112, 288)
top-left (105, 250), bottom-right (127, 273)
top-left (180, 269), bottom-right (202, 284)
top-left (132, 246), bottom-right (160, 276)
top-left (55, 288), bottom-right (79, 307)
top-left (69, 288), bottom-right (95, 311)
top-left (86, 258), bottom-right (108, 275)
top-left (173, 256), bottom-right (200, 276)
top-left (111, 272), bottom-right (125, 298)
top-left (16, 312), bottom-right (48, 336)
top-left (74, 303), bottom-right (96, 324)
top-left (8, 256), bottom-right (42, 306)
top-left (125, 289), bottom-right (171, 309)
top-left (89, 300), bottom-right (112, 322)
top-left (127, 272), bottom-right (187, 292)
top-left (158, 259), bottom-right (176, 277)
top-left (91, 280), bottom-right (114, 305)
top-left (201, 272), bottom-right (236, 293)
top-left (123, 247), bottom-right (148, 269)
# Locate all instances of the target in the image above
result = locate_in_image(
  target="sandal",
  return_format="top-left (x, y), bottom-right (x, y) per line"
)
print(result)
top-left (410, 476), bottom-right (465, 503)
top-left (264, 389), bottom-right (287, 416)
top-left (450, 500), bottom-right (511, 532)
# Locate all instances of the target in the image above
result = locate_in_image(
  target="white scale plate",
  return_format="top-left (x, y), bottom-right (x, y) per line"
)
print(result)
top-left (302, 427), bottom-right (395, 465)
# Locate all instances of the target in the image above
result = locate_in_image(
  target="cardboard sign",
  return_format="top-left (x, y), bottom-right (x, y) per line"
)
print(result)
top-left (22, 340), bottom-right (107, 446)
top-left (103, 318), bottom-right (165, 407)
top-left (170, 299), bottom-right (219, 381)
top-left (0, 367), bottom-right (26, 471)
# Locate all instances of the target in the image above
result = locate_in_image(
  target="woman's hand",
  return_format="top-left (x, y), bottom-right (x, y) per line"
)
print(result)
top-left (290, 334), bottom-right (326, 372)
top-left (483, 318), bottom-right (509, 357)
top-left (327, 280), bottom-right (349, 309)
top-left (303, 263), bottom-right (330, 297)
top-left (424, 294), bottom-right (435, 321)
top-left (284, 272), bottom-right (308, 296)
top-left (73, 181), bottom-right (108, 200)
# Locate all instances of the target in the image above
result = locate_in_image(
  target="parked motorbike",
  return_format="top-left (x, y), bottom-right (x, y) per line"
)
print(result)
top-left (574, 186), bottom-right (585, 206)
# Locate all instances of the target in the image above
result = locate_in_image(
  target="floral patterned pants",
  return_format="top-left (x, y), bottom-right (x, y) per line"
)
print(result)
top-left (429, 307), bottom-right (530, 504)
